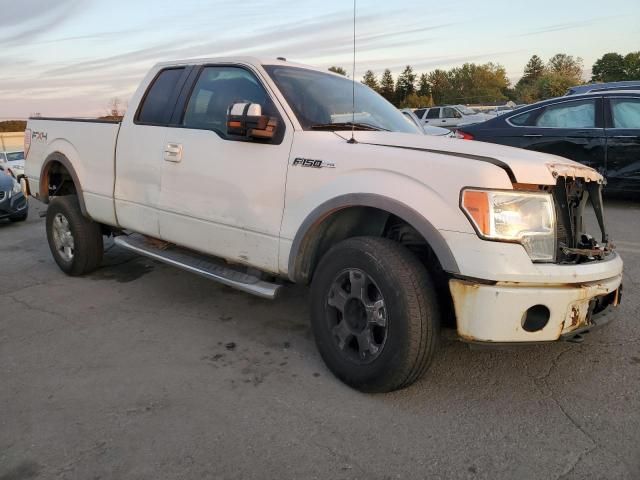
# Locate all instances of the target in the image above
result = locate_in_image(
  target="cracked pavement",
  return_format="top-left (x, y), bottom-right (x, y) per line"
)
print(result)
top-left (1, 199), bottom-right (639, 479)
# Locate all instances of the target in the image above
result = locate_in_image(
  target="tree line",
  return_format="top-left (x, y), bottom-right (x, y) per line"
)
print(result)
top-left (329, 50), bottom-right (640, 108)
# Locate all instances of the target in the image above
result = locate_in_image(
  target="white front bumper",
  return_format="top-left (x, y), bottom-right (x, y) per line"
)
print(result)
top-left (450, 274), bottom-right (623, 343)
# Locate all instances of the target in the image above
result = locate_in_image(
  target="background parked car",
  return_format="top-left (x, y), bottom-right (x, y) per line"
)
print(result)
top-left (413, 105), bottom-right (490, 128)
top-left (456, 91), bottom-right (640, 195)
top-left (0, 164), bottom-right (28, 222)
top-left (400, 109), bottom-right (454, 136)
top-left (566, 80), bottom-right (640, 96)
top-left (0, 150), bottom-right (26, 193)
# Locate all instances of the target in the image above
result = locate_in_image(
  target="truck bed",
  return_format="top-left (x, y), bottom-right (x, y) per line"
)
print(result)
top-left (25, 118), bottom-right (122, 225)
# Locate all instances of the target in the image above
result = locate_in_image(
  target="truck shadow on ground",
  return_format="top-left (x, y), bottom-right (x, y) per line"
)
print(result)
top-left (87, 243), bottom-right (632, 404)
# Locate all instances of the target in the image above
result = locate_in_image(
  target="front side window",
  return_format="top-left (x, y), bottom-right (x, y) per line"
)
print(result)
top-left (536, 99), bottom-right (596, 128)
top-left (137, 68), bottom-right (186, 125)
top-left (264, 65), bottom-right (417, 133)
top-left (611, 98), bottom-right (640, 128)
top-left (426, 108), bottom-right (440, 119)
top-left (182, 66), bottom-right (279, 139)
top-left (442, 107), bottom-right (458, 118)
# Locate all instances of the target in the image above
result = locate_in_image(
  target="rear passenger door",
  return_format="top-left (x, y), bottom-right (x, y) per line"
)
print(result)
top-left (115, 67), bottom-right (192, 236)
top-left (506, 98), bottom-right (606, 173)
top-left (157, 64), bottom-right (293, 273)
top-left (604, 96), bottom-right (640, 194)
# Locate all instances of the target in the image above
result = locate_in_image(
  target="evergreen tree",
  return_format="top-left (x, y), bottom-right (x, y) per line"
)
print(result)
top-left (379, 69), bottom-right (395, 103)
top-left (395, 65), bottom-right (417, 104)
top-left (417, 73), bottom-right (430, 97)
top-left (361, 70), bottom-right (379, 91)
top-left (328, 66), bottom-right (347, 76)
top-left (521, 55), bottom-right (545, 84)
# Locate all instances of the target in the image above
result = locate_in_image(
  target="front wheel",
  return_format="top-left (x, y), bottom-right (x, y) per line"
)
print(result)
top-left (310, 237), bottom-right (440, 393)
top-left (46, 196), bottom-right (103, 276)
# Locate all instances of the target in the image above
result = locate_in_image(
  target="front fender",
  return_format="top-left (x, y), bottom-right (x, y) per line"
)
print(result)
top-left (286, 191), bottom-right (461, 281)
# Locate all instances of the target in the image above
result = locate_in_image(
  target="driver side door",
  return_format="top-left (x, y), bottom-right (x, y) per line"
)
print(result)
top-left (157, 65), bottom-right (293, 273)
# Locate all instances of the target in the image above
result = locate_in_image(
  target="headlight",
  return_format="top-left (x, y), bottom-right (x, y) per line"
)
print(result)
top-left (461, 188), bottom-right (556, 262)
top-left (10, 178), bottom-right (22, 196)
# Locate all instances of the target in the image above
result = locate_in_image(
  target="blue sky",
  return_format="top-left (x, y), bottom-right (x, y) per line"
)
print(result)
top-left (1, 0), bottom-right (639, 118)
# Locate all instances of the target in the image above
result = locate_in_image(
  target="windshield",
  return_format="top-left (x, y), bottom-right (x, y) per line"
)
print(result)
top-left (264, 65), bottom-right (418, 133)
top-left (6, 151), bottom-right (24, 162)
top-left (456, 105), bottom-right (477, 115)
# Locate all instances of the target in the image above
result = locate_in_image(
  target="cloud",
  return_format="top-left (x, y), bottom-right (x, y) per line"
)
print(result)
top-left (518, 16), bottom-right (620, 36)
top-left (0, 0), bottom-right (86, 46)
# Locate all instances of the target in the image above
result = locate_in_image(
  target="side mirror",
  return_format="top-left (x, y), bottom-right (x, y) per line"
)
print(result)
top-left (227, 103), bottom-right (278, 140)
top-left (455, 111), bottom-right (462, 119)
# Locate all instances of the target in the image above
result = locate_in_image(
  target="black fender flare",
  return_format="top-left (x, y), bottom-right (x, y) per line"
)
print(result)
top-left (287, 193), bottom-right (460, 282)
top-left (39, 152), bottom-right (90, 218)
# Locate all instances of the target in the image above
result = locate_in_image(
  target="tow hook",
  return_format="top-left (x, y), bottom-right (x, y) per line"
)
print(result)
top-left (565, 332), bottom-right (587, 343)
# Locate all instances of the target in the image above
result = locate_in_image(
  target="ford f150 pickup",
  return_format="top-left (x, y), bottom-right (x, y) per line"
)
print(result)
top-left (25, 57), bottom-right (623, 392)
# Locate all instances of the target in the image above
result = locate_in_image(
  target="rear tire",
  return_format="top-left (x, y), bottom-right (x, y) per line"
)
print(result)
top-left (310, 237), bottom-right (440, 393)
top-left (46, 196), bottom-right (103, 276)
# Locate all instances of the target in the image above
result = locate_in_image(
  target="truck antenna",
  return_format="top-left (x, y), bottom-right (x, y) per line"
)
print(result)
top-left (347, 0), bottom-right (357, 144)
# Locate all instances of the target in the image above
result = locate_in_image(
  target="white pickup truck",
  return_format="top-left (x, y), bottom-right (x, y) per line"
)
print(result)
top-left (25, 57), bottom-right (623, 392)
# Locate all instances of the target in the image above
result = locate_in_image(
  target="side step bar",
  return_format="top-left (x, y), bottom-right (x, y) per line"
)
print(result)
top-left (114, 234), bottom-right (282, 300)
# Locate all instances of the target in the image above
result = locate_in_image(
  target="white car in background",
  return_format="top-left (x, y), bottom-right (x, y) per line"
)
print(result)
top-left (400, 109), bottom-right (454, 136)
top-left (1, 150), bottom-right (26, 178)
top-left (414, 105), bottom-right (490, 128)
top-left (1, 150), bottom-right (27, 192)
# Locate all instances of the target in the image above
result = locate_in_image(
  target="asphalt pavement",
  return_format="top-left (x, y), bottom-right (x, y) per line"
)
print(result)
top-left (1, 199), bottom-right (639, 480)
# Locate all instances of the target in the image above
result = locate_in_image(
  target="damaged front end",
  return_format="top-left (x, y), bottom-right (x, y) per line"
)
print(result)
top-left (450, 163), bottom-right (623, 344)
top-left (549, 164), bottom-right (614, 264)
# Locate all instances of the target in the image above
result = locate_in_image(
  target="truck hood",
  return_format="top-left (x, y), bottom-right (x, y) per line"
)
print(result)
top-left (335, 131), bottom-right (603, 186)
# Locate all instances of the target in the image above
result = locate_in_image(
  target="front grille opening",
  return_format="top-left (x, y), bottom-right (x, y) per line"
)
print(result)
top-left (552, 177), bottom-right (610, 264)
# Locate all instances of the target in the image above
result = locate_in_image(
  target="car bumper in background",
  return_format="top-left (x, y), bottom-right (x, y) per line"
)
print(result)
top-left (449, 274), bottom-right (623, 343)
top-left (0, 191), bottom-right (28, 219)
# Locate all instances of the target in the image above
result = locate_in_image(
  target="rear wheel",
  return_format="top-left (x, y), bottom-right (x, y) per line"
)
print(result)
top-left (46, 196), bottom-right (103, 275)
top-left (310, 237), bottom-right (440, 393)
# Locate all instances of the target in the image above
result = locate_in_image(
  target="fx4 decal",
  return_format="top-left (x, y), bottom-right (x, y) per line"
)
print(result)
top-left (292, 158), bottom-right (336, 169)
top-left (32, 131), bottom-right (48, 141)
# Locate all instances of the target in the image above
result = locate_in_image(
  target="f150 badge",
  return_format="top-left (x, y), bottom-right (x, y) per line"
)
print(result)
top-left (292, 158), bottom-right (335, 169)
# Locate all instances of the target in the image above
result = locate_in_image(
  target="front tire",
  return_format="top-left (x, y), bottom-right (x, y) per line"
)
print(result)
top-left (310, 237), bottom-right (440, 393)
top-left (46, 196), bottom-right (103, 276)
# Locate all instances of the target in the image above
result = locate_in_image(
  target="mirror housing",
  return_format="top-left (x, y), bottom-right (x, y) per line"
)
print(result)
top-left (227, 103), bottom-right (278, 140)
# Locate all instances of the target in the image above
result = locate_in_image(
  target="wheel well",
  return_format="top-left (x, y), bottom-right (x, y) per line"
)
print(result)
top-left (39, 155), bottom-right (91, 219)
top-left (41, 160), bottom-right (77, 198)
top-left (292, 206), bottom-right (456, 328)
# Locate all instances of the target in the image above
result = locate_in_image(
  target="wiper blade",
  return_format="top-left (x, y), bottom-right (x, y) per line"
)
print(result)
top-left (310, 122), bottom-right (388, 132)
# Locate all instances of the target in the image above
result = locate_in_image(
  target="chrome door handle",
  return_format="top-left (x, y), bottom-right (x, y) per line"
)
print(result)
top-left (164, 143), bottom-right (183, 162)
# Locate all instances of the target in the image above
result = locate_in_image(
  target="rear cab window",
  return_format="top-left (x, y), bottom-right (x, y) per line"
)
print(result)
top-left (136, 68), bottom-right (187, 125)
top-left (414, 108), bottom-right (427, 119)
top-left (180, 65), bottom-right (284, 143)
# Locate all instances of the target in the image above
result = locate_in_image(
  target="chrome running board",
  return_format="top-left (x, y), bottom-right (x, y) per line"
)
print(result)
top-left (114, 234), bottom-right (281, 300)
